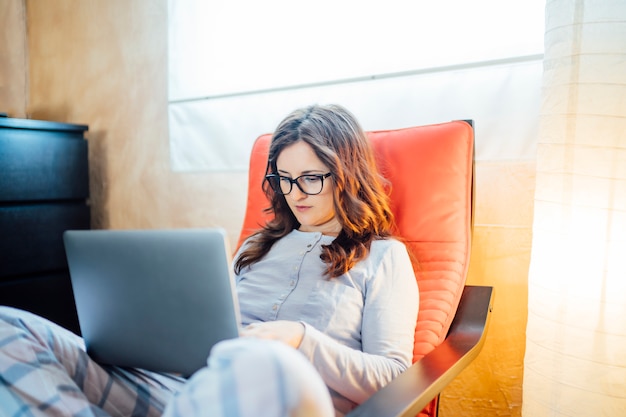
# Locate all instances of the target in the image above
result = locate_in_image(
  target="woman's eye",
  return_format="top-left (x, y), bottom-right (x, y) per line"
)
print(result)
top-left (302, 176), bottom-right (320, 184)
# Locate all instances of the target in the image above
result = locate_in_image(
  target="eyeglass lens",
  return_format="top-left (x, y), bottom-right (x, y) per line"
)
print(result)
top-left (268, 174), bottom-right (328, 195)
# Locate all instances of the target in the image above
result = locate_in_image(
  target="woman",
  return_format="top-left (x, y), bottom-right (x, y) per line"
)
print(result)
top-left (0, 104), bottom-right (418, 417)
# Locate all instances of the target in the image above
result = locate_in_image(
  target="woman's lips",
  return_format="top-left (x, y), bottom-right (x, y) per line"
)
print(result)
top-left (295, 205), bottom-right (311, 212)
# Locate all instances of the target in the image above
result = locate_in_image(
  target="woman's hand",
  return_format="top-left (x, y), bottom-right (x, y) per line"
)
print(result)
top-left (241, 320), bottom-right (305, 349)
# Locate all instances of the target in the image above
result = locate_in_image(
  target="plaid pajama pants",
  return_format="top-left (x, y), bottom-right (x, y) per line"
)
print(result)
top-left (0, 307), bottom-right (333, 417)
top-left (0, 306), bottom-right (184, 417)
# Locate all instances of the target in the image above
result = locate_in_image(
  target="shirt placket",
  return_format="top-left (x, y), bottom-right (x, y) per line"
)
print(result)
top-left (268, 234), bottom-right (321, 320)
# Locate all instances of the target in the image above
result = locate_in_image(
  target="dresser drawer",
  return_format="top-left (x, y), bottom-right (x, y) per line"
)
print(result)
top-left (0, 125), bottom-right (88, 202)
top-left (0, 271), bottom-right (80, 334)
top-left (0, 203), bottom-right (90, 278)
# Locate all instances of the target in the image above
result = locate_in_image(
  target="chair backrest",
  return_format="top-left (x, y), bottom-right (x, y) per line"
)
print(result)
top-left (238, 119), bottom-right (474, 366)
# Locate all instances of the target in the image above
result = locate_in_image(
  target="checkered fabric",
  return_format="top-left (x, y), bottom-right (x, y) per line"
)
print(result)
top-left (0, 307), bottom-right (333, 417)
top-left (0, 307), bottom-right (184, 417)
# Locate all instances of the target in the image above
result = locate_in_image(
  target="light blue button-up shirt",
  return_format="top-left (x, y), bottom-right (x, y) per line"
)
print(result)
top-left (235, 230), bottom-right (419, 415)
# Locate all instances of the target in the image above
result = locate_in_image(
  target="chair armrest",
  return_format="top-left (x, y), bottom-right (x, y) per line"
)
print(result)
top-left (346, 285), bottom-right (494, 417)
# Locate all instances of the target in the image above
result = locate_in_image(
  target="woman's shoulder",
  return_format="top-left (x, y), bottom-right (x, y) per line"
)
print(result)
top-left (370, 236), bottom-right (408, 253)
top-left (366, 237), bottom-right (411, 267)
top-left (362, 237), bottom-right (416, 286)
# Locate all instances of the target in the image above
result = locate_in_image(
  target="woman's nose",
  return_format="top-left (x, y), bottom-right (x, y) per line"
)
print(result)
top-left (289, 186), bottom-right (307, 200)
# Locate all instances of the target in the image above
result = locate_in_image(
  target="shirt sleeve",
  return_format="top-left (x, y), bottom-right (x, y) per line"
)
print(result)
top-left (297, 241), bottom-right (419, 405)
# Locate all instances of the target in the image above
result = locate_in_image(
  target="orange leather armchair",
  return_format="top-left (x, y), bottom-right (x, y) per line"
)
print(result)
top-left (237, 120), bottom-right (494, 417)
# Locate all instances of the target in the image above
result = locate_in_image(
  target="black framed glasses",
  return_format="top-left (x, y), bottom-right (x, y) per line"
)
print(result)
top-left (265, 173), bottom-right (332, 196)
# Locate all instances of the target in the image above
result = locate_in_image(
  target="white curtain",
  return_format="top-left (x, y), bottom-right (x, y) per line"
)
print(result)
top-left (523, 0), bottom-right (626, 415)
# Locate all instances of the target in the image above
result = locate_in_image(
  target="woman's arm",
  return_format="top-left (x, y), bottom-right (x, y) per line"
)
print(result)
top-left (298, 241), bottom-right (419, 405)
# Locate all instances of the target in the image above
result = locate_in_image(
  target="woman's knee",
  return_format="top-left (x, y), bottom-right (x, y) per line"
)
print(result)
top-left (164, 338), bottom-right (334, 417)
top-left (0, 306), bottom-right (86, 375)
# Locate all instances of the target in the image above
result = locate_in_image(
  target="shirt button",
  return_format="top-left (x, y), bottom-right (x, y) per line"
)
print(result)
top-left (290, 280), bottom-right (296, 287)
top-left (272, 304), bottom-right (278, 311)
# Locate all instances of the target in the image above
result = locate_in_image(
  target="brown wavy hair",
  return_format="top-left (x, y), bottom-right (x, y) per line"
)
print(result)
top-left (234, 104), bottom-right (396, 278)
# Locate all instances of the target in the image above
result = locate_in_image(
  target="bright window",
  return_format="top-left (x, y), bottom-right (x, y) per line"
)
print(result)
top-left (168, 0), bottom-right (545, 171)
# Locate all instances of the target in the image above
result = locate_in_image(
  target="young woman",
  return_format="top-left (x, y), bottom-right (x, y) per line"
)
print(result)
top-left (0, 104), bottom-right (418, 417)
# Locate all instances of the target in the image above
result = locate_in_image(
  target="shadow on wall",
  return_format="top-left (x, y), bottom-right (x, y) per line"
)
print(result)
top-left (85, 128), bottom-right (109, 230)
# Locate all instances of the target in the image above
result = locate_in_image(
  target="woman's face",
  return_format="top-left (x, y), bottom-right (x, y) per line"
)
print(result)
top-left (275, 141), bottom-right (341, 236)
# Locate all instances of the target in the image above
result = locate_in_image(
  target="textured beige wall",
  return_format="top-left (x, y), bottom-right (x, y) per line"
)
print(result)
top-left (3, 1), bottom-right (534, 415)
top-left (0, 0), bottom-right (28, 118)
top-left (24, 0), bottom-right (248, 247)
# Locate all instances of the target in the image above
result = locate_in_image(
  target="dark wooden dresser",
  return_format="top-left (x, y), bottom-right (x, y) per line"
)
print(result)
top-left (0, 116), bottom-right (89, 334)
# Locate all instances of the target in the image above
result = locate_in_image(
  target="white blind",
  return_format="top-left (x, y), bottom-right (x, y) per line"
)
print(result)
top-left (168, 0), bottom-right (545, 171)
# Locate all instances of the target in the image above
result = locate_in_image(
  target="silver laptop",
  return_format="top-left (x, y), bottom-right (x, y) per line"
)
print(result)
top-left (63, 228), bottom-right (241, 377)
